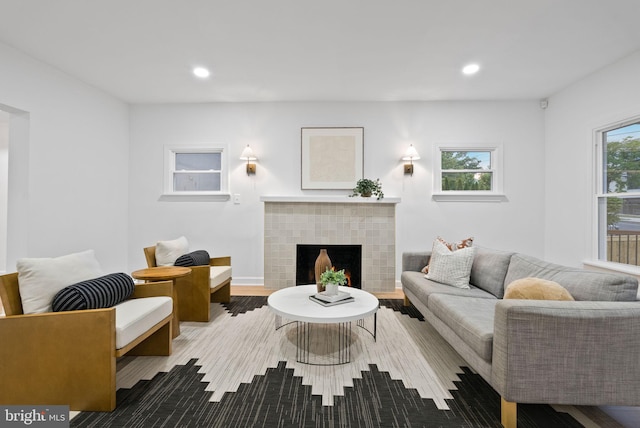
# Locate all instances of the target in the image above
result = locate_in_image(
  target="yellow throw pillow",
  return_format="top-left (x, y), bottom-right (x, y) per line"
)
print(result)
top-left (504, 277), bottom-right (574, 301)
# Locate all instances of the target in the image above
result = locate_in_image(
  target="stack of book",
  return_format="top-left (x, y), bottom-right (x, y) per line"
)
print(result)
top-left (309, 290), bottom-right (354, 306)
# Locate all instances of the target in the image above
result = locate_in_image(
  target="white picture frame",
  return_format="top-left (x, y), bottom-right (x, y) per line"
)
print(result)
top-left (301, 127), bottom-right (364, 190)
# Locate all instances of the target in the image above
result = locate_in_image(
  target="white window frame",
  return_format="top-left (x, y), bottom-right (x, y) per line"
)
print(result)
top-left (593, 116), bottom-right (640, 269)
top-left (432, 144), bottom-right (505, 202)
top-left (163, 144), bottom-right (230, 201)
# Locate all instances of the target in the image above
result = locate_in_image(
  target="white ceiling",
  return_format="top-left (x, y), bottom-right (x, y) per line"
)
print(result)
top-left (1, 0), bottom-right (640, 104)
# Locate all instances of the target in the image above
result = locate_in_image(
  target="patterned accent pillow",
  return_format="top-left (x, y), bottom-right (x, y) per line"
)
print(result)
top-left (425, 240), bottom-right (476, 289)
top-left (174, 250), bottom-right (211, 267)
top-left (421, 236), bottom-right (474, 273)
top-left (51, 272), bottom-right (135, 312)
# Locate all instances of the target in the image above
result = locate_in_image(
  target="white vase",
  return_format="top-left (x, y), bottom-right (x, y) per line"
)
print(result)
top-left (325, 283), bottom-right (339, 296)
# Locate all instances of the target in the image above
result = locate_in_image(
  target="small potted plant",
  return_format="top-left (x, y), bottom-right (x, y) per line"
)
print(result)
top-left (319, 268), bottom-right (347, 294)
top-left (350, 178), bottom-right (384, 200)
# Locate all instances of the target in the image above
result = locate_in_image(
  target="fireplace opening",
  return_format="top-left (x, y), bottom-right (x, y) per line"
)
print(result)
top-left (296, 245), bottom-right (362, 288)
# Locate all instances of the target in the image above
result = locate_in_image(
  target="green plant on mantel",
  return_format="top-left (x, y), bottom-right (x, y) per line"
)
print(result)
top-left (319, 268), bottom-right (347, 286)
top-left (350, 178), bottom-right (384, 200)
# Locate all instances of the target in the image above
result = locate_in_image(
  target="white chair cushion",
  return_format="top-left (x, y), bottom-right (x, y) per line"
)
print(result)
top-left (114, 296), bottom-right (172, 349)
top-left (210, 266), bottom-right (232, 288)
top-left (17, 250), bottom-right (104, 314)
top-left (155, 236), bottom-right (189, 266)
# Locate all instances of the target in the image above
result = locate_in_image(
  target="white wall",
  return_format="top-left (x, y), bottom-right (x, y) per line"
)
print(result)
top-left (0, 42), bottom-right (130, 272)
top-left (1, 33), bottom-right (635, 282)
top-left (545, 50), bottom-right (640, 267)
top-left (129, 101), bottom-right (545, 283)
top-left (0, 111), bottom-right (8, 272)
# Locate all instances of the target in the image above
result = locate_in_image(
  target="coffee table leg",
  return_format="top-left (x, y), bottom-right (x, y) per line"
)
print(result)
top-left (274, 314), bottom-right (282, 329)
top-left (296, 322), bottom-right (351, 365)
top-left (296, 322), bottom-right (310, 364)
top-left (357, 313), bottom-right (377, 342)
top-left (338, 322), bottom-right (351, 364)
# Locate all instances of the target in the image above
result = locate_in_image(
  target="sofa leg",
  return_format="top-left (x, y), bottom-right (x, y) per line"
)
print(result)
top-left (403, 295), bottom-right (410, 306)
top-left (501, 397), bottom-right (517, 428)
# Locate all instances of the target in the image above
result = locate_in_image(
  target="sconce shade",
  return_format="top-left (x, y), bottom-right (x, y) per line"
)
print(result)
top-left (240, 145), bottom-right (257, 175)
top-left (240, 145), bottom-right (257, 161)
top-left (403, 144), bottom-right (420, 176)
top-left (402, 144), bottom-right (420, 161)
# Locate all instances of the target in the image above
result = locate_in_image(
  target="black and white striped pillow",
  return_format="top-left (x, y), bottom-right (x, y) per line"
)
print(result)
top-left (51, 272), bottom-right (135, 312)
top-left (174, 250), bottom-right (210, 267)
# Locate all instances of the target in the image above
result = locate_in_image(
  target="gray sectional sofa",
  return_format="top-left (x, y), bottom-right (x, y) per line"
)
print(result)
top-left (401, 246), bottom-right (640, 428)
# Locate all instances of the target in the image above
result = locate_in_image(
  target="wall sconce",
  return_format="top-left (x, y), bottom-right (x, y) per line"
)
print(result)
top-left (240, 145), bottom-right (257, 175)
top-left (402, 144), bottom-right (420, 176)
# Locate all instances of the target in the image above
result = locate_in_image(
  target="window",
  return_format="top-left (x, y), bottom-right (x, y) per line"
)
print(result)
top-left (596, 120), bottom-right (640, 266)
top-left (433, 145), bottom-right (504, 201)
top-left (164, 146), bottom-right (229, 199)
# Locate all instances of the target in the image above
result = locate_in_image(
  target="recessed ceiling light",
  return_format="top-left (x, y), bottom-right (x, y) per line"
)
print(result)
top-left (193, 67), bottom-right (211, 78)
top-left (462, 63), bottom-right (480, 75)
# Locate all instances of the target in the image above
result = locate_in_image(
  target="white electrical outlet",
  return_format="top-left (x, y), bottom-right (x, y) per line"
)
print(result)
top-left (233, 194), bottom-right (241, 204)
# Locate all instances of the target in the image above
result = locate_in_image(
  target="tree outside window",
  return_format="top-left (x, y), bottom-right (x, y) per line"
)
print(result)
top-left (433, 145), bottom-right (504, 202)
top-left (598, 121), bottom-right (640, 265)
top-left (441, 150), bottom-right (493, 191)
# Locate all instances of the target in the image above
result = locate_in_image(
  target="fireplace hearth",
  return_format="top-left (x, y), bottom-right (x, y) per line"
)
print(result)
top-left (296, 245), bottom-right (362, 288)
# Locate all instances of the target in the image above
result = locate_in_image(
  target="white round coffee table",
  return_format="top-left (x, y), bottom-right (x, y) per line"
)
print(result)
top-left (268, 284), bottom-right (379, 365)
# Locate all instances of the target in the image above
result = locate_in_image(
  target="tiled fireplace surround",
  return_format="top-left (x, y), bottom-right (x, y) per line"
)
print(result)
top-left (262, 197), bottom-right (399, 292)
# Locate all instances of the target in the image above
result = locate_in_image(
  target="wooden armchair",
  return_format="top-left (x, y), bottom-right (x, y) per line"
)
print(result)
top-left (144, 246), bottom-right (231, 322)
top-left (0, 273), bottom-right (174, 411)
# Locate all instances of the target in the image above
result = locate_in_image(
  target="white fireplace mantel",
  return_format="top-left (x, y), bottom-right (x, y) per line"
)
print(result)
top-left (260, 195), bottom-right (401, 204)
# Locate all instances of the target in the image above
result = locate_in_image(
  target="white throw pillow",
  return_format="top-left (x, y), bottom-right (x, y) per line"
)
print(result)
top-left (425, 240), bottom-right (475, 289)
top-left (17, 249), bottom-right (104, 314)
top-left (155, 236), bottom-right (189, 266)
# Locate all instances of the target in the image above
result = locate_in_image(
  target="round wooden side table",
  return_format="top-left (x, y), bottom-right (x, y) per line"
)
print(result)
top-left (131, 266), bottom-right (191, 338)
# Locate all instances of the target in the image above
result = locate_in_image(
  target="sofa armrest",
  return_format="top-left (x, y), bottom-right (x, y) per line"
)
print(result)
top-left (0, 308), bottom-right (116, 410)
top-left (492, 299), bottom-right (640, 406)
top-left (402, 252), bottom-right (431, 272)
top-left (0, 272), bottom-right (22, 315)
top-left (132, 280), bottom-right (173, 299)
top-left (210, 256), bottom-right (231, 266)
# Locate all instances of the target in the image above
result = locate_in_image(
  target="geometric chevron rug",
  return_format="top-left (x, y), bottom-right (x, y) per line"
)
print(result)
top-left (70, 297), bottom-right (611, 428)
